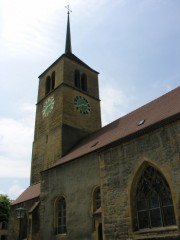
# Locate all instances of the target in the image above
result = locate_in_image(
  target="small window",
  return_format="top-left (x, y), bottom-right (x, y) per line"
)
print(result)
top-left (74, 70), bottom-right (80, 88)
top-left (81, 73), bottom-right (87, 91)
top-left (51, 71), bottom-right (55, 90)
top-left (57, 197), bottom-right (66, 234)
top-left (134, 165), bottom-right (176, 231)
top-left (45, 71), bottom-right (56, 96)
top-left (93, 187), bottom-right (101, 211)
top-left (45, 76), bottom-right (51, 95)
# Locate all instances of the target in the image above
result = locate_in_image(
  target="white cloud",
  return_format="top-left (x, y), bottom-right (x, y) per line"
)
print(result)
top-left (0, 180), bottom-right (27, 200)
top-left (0, 103), bottom-right (35, 178)
top-left (8, 183), bottom-right (26, 200)
top-left (101, 84), bottom-right (132, 126)
top-left (1, 0), bottom-right (65, 57)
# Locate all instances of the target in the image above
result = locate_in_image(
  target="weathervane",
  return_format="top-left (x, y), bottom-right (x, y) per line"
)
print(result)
top-left (65, 5), bottom-right (72, 15)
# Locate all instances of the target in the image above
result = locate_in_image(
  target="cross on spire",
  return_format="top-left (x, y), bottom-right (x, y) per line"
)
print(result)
top-left (65, 5), bottom-right (72, 54)
top-left (65, 5), bottom-right (72, 15)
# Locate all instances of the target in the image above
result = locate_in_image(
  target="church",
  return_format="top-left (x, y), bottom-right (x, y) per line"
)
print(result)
top-left (9, 9), bottom-right (180, 240)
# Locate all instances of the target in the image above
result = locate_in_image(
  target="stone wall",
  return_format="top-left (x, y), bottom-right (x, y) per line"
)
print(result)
top-left (100, 120), bottom-right (180, 240)
top-left (31, 55), bottom-right (101, 184)
top-left (8, 197), bottom-right (41, 240)
top-left (41, 152), bottom-right (100, 240)
top-left (0, 222), bottom-right (8, 240)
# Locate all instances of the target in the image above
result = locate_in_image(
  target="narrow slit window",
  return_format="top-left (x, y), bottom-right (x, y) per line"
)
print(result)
top-left (93, 187), bottom-right (101, 211)
top-left (45, 76), bottom-right (51, 95)
top-left (81, 73), bottom-right (87, 91)
top-left (57, 197), bottom-right (66, 234)
top-left (51, 71), bottom-right (55, 90)
top-left (74, 70), bottom-right (80, 88)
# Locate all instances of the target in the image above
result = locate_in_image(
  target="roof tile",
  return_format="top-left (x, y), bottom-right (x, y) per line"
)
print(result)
top-left (12, 183), bottom-right (40, 205)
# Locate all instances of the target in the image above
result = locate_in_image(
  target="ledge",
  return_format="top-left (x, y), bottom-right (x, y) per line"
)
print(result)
top-left (133, 225), bottom-right (179, 239)
top-left (55, 233), bottom-right (67, 240)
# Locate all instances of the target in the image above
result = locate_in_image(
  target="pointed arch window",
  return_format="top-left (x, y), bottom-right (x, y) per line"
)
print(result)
top-left (56, 197), bottom-right (66, 234)
top-left (134, 165), bottom-right (176, 231)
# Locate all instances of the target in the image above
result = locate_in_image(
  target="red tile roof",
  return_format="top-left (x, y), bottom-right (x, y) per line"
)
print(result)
top-left (52, 86), bottom-right (180, 168)
top-left (12, 183), bottom-right (40, 205)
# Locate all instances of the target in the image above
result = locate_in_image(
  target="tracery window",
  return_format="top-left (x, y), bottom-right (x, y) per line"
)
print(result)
top-left (57, 197), bottom-right (66, 234)
top-left (134, 165), bottom-right (176, 231)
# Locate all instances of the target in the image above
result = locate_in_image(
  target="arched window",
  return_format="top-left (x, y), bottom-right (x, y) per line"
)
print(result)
top-left (51, 71), bottom-right (55, 90)
top-left (45, 71), bottom-right (56, 96)
top-left (45, 76), bottom-right (51, 95)
top-left (57, 197), bottom-right (66, 234)
top-left (93, 187), bottom-right (101, 211)
top-left (134, 165), bottom-right (176, 231)
top-left (74, 70), bottom-right (80, 88)
top-left (81, 73), bottom-right (87, 91)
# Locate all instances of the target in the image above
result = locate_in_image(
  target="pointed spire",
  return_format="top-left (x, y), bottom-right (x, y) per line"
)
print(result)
top-left (65, 5), bottom-right (72, 54)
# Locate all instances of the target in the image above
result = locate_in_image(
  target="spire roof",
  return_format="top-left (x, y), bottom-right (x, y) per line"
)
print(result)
top-left (65, 6), bottom-right (72, 54)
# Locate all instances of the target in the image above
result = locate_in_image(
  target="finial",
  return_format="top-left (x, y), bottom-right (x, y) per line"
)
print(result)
top-left (65, 5), bottom-right (72, 15)
top-left (65, 5), bottom-right (72, 54)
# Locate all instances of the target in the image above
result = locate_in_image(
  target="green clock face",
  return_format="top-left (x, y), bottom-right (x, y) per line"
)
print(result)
top-left (42, 96), bottom-right (55, 117)
top-left (74, 96), bottom-right (90, 114)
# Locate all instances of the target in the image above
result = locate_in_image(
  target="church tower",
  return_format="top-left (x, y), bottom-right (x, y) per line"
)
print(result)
top-left (30, 10), bottom-right (101, 184)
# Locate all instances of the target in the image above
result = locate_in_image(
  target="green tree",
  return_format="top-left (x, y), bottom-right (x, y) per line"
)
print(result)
top-left (0, 194), bottom-right (10, 222)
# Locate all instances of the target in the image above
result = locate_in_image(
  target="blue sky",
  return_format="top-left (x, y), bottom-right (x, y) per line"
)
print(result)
top-left (0, 0), bottom-right (179, 200)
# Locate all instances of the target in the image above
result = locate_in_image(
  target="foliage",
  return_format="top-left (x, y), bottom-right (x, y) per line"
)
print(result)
top-left (0, 194), bottom-right (11, 222)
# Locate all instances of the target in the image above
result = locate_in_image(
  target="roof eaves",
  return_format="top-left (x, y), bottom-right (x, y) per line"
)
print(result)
top-left (38, 53), bottom-right (99, 78)
top-left (38, 55), bottom-right (64, 78)
top-left (12, 196), bottom-right (40, 206)
top-left (11, 183), bottom-right (41, 206)
top-left (64, 53), bottom-right (99, 74)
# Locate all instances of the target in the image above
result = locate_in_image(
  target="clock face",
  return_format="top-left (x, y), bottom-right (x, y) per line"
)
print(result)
top-left (74, 96), bottom-right (90, 114)
top-left (42, 96), bottom-right (55, 117)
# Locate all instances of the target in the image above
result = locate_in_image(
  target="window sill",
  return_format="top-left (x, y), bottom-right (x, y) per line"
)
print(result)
top-left (134, 225), bottom-right (178, 234)
top-left (133, 226), bottom-right (179, 239)
top-left (56, 233), bottom-right (67, 239)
